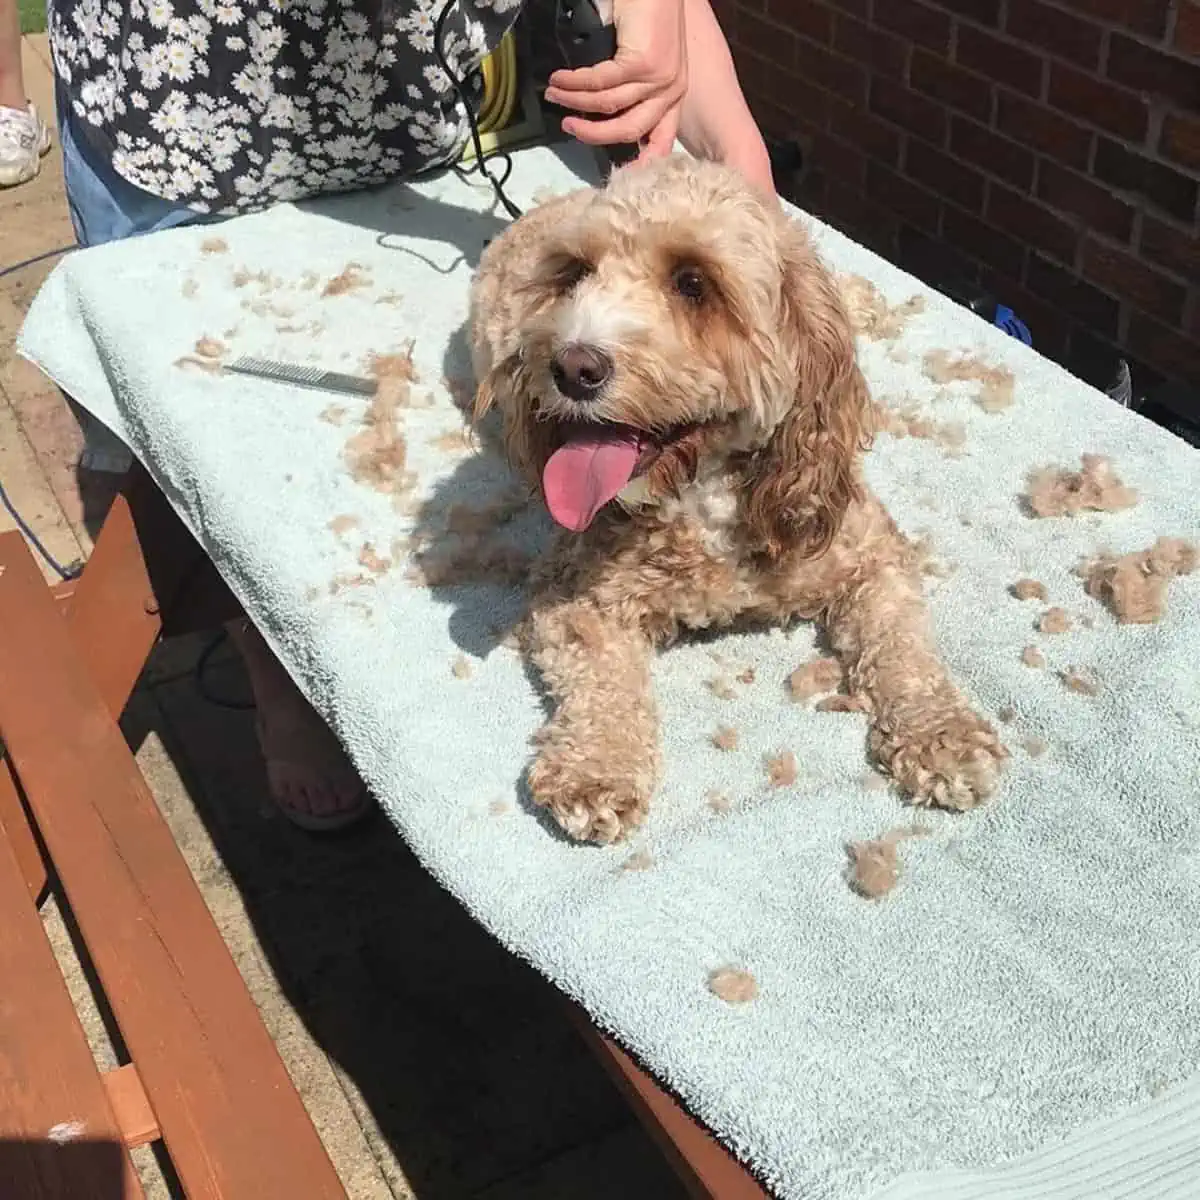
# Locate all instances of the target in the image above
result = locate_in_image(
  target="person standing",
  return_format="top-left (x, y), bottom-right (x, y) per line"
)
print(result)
top-left (0, 0), bottom-right (52, 187)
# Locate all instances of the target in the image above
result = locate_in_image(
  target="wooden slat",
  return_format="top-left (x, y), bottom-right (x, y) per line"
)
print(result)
top-left (0, 824), bottom-right (144, 1199)
top-left (51, 577), bottom-right (78, 615)
top-left (0, 532), bottom-right (345, 1200)
top-left (57, 491), bottom-right (163, 719)
top-left (0, 764), bottom-right (46, 903)
top-left (566, 1003), bottom-right (771, 1200)
top-left (3, 484), bottom-right (161, 907)
top-left (100, 1067), bottom-right (160, 1149)
top-left (60, 467), bottom-right (242, 721)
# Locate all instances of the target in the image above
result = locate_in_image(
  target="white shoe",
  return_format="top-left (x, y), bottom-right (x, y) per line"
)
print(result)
top-left (0, 102), bottom-right (52, 189)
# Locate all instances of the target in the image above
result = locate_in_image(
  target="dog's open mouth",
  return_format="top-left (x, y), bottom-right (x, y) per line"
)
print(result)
top-left (542, 421), bottom-right (685, 532)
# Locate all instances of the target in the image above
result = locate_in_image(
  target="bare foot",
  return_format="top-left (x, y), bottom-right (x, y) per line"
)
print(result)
top-left (227, 620), bottom-right (373, 831)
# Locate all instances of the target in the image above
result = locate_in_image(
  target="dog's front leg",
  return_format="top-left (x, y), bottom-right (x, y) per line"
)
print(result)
top-left (523, 597), bottom-right (660, 845)
top-left (824, 564), bottom-right (1007, 810)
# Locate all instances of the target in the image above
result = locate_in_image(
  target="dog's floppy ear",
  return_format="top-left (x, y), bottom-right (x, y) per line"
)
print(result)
top-left (472, 352), bottom-right (559, 488)
top-left (470, 355), bottom-right (510, 424)
top-left (744, 222), bottom-right (872, 561)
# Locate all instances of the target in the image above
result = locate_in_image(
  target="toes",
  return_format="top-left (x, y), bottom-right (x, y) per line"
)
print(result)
top-left (875, 714), bottom-right (1007, 810)
top-left (265, 763), bottom-right (315, 814)
top-left (558, 799), bottom-right (627, 844)
top-left (265, 760), bottom-right (367, 823)
top-left (529, 753), bottom-right (650, 844)
top-left (307, 776), bottom-right (365, 818)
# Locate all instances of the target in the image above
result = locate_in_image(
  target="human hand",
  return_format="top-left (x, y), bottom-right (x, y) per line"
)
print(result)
top-left (545, 0), bottom-right (775, 199)
top-left (543, 0), bottom-right (688, 159)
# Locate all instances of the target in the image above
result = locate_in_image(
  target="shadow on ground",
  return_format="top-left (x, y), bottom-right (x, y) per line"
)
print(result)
top-left (119, 643), bottom-right (687, 1199)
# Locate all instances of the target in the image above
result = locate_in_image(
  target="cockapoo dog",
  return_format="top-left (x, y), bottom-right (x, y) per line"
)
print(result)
top-left (469, 154), bottom-right (1006, 844)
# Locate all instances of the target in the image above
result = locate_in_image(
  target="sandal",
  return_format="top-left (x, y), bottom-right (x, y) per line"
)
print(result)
top-left (258, 718), bottom-right (375, 833)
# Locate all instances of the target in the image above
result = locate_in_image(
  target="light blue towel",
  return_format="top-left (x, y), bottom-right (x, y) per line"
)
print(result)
top-left (20, 143), bottom-right (1200, 1200)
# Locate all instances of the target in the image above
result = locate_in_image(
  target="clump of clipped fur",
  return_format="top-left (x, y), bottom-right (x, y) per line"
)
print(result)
top-left (323, 262), bottom-right (370, 296)
top-left (1011, 578), bottom-right (1047, 601)
top-left (344, 349), bottom-right (418, 497)
top-left (846, 827), bottom-right (931, 900)
top-left (788, 658), bottom-right (843, 702)
top-left (711, 725), bottom-right (739, 751)
top-left (923, 349), bottom-right (1014, 412)
top-left (1078, 537), bottom-right (1197, 625)
top-left (1026, 454), bottom-right (1137, 518)
top-left (838, 275), bottom-right (926, 341)
top-left (707, 967), bottom-right (758, 1004)
top-left (766, 751), bottom-right (798, 788)
top-left (1038, 607), bottom-right (1073, 634)
top-left (1060, 666), bottom-right (1101, 696)
top-left (874, 404), bottom-right (968, 453)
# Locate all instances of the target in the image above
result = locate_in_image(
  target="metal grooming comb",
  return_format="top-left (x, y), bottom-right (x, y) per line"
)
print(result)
top-left (226, 356), bottom-right (377, 396)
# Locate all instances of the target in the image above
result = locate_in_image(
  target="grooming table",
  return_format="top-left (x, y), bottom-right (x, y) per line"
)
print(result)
top-left (16, 143), bottom-right (1200, 1200)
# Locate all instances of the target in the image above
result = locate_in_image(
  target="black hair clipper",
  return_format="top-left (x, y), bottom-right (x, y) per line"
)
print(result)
top-left (554, 0), bottom-right (641, 175)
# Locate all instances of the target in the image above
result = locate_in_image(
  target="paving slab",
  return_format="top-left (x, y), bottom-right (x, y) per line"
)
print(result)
top-left (0, 364), bottom-right (85, 580)
top-left (1, 37), bottom-right (89, 568)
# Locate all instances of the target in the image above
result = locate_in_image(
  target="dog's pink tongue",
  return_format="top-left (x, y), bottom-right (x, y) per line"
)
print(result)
top-left (543, 433), bottom-right (641, 531)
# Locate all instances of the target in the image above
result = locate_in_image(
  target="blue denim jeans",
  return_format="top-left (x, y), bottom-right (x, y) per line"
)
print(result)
top-left (55, 82), bottom-right (223, 467)
top-left (56, 79), bottom-right (220, 248)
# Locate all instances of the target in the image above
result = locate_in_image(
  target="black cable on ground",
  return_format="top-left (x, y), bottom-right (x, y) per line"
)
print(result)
top-left (194, 628), bottom-right (257, 711)
top-left (0, 243), bottom-right (77, 281)
top-left (0, 477), bottom-right (82, 580)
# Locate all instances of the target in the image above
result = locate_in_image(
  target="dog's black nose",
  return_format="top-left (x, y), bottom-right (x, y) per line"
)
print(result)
top-left (551, 343), bottom-right (613, 402)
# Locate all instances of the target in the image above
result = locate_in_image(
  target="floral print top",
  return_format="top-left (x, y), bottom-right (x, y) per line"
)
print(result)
top-left (49, 0), bottom-right (522, 214)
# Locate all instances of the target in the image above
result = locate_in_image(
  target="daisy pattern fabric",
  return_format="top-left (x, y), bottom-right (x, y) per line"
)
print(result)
top-left (49, 0), bottom-right (521, 214)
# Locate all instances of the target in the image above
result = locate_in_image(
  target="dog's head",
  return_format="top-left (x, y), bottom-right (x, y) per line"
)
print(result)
top-left (474, 154), bottom-right (872, 558)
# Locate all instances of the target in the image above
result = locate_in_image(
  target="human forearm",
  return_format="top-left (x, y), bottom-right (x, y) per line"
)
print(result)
top-left (676, 0), bottom-right (774, 194)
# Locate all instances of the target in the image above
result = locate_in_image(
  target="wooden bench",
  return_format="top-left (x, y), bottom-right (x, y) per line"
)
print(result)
top-left (0, 467), bottom-right (769, 1199)
top-left (0, 514), bottom-right (345, 1198)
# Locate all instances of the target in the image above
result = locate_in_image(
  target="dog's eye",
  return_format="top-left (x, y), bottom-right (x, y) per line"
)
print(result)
top-left (554, 257), bottom-right (593, 292)
top-left (671, 265), bottom-right (707, 303)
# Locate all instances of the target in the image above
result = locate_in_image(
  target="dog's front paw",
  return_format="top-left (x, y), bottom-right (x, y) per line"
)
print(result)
top-left (528, 725), bottom-right (657, 844)
top-left (872, 702), bottom-right (1007, 811)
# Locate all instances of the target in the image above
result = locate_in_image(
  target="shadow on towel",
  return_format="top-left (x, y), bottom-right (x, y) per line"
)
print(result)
top-left (297, 138), bottom-right (598, 279)
top-left (296, 178), bottom-right (511, 277)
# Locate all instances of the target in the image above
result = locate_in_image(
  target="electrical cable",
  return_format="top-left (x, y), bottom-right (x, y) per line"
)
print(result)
top-left (0, 477), bottom-right (82, 580)
top-left (434, 0), bottom-right (523, 220)
top-left (475, 34), bottom-right (519, 136)
top-left (0, 243), bottom-right (77, 281)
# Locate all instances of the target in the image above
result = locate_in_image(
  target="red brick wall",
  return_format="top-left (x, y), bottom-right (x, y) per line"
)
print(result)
top-left (719, 0), bottom-right (1200, 393)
